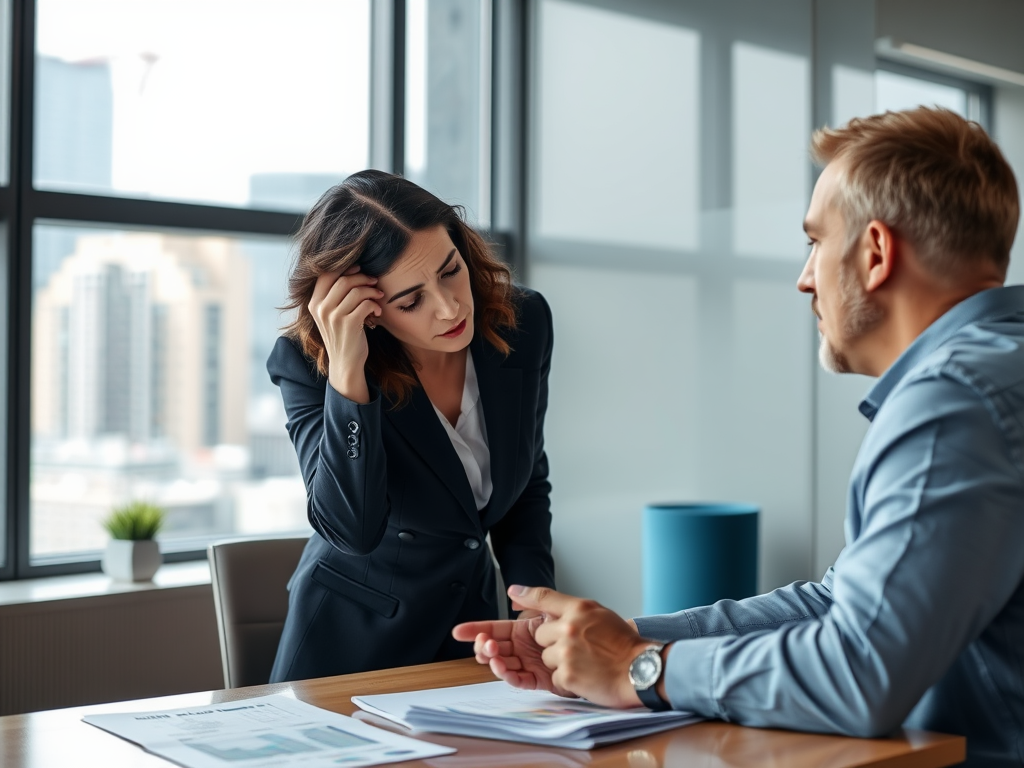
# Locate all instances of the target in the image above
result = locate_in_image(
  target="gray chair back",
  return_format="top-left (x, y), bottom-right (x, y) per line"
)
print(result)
top-left (207, 536), bottom-right (309, 688)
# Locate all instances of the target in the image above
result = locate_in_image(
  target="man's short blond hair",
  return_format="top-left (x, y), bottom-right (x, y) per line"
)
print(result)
top-left (811, 107), bottom-right (1019, 278)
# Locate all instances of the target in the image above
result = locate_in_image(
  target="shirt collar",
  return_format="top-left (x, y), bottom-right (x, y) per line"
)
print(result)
top-left (859, 285), bottom-right (1024, 421)
top-left (461, 348), bottom-right (480, 413)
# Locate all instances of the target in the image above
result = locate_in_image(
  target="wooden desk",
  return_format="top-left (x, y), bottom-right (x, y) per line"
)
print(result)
top-left (0, 658), bottom-right (965, 767)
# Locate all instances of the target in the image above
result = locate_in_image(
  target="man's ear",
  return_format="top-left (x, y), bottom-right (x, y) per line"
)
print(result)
top-left (861, 219), bottom-right (896, 293)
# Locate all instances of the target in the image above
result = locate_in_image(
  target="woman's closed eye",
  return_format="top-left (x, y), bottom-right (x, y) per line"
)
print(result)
top-left (398, 293), bottom-right (423, 313)
top-left (397, 261), bottom-right (462, 312)
top-left (441, 261), bottom-right (462, 279)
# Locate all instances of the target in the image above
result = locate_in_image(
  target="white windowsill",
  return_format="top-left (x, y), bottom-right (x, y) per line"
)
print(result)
top-left (0, 560), bottom-right (212, 608)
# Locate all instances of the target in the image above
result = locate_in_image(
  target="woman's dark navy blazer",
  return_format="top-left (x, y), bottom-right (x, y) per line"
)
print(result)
top-left (267, 288), bottom-right (556, 682)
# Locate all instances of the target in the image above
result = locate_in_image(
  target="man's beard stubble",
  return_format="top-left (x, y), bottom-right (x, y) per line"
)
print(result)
top-left (818, 259), bottom-right (884, 374)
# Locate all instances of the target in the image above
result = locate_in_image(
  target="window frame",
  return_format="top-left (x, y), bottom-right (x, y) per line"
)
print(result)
top-left (875, 58), bottom-right (994, 130)
top-left (1, 0), bottom-right (479, 579)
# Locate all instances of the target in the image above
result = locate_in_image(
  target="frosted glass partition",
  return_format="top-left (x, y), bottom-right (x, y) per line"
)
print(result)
top-left (832, 65), bottom-right (876, 128)
top-left (530, 0), bottom-right (815, 616)
top-left (534, 0), bottom-right (700, 252)
top-left (875, 69), bottom-right (968, 117)
top-left (732, 43), bottom-right (810, 260)
top-left (532, 263), bottom-right (701, 611)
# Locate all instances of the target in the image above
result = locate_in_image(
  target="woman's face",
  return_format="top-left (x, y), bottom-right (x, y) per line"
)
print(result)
top-left (374, 225), bottom-right (475, 359)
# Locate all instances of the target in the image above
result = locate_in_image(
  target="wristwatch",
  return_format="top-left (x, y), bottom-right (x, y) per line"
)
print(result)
top-left (628, 644), bottom-right (671, 711)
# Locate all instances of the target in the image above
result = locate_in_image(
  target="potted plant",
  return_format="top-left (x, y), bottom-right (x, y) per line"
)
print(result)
top-left (100, 501), bottom-right (166, 582)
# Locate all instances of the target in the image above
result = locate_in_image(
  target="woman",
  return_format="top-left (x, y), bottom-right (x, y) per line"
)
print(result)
top-left (267, 170), bottom-right (556, 682)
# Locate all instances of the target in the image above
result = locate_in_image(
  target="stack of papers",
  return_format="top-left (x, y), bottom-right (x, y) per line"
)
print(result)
top-left (83, 694), bottom-right (455, 768)
top-left (353, 681), bottom-right (701, 749)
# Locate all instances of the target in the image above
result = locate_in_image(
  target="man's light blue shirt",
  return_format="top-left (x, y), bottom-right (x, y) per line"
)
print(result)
top-left (635, 285), bottom-right (1024, 767)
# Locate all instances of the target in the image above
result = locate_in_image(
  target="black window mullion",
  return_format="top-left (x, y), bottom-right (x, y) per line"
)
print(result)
top-left (0, 0), bottom-right (14, 578)
top-left (391, 0), bottom-right (406, 175)
top-left (29, 191), bottom-right (303, 239)
top-left (8, 0), bottom-right (35, 579)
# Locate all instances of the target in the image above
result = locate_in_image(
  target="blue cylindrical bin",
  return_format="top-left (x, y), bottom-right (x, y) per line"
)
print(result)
top-left (642, 503), bottom-right (759, 615)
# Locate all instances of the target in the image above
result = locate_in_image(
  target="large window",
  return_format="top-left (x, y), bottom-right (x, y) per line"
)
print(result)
top-left (35, 0), bottom-right (370, 211)
top-left (30, 225), bottom-right (302, 561)
top-left (3, 0), bottom-right (497, 577)
top-left (22, 0), bottom-right (374, 570)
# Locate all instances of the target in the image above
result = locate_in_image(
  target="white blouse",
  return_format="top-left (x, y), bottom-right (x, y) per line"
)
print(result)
top-left (432, 349), bottom-right (493, 511)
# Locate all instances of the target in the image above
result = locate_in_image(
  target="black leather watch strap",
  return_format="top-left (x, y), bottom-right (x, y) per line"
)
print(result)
top-left (636, 680), bottom-right (671, 711)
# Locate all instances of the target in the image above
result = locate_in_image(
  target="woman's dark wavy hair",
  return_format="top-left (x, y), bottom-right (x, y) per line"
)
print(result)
top-left (282, 170), bottom-right (519, 406)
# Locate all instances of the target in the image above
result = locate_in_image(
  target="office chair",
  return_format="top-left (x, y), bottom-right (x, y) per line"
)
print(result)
top-left (207, 536), bottom-right (310, 688)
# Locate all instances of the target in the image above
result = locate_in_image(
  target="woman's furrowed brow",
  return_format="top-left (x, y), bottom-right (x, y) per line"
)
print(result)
top-left (386, 249), bottom-right (457, 303)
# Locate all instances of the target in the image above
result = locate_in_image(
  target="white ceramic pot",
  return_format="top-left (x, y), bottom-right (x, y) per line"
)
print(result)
top-left (102, 539), bottom-right (162, 582)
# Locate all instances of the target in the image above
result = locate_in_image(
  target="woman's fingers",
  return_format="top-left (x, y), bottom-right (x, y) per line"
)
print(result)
top-left (310, 272), bottom-right (377, 314)
top-left (314, 285), bottom-right (382, 335)
top-left (345, 296), bottom-right (383, 326)
top-left (320, 274), bottom-right (379, 313)
top-left (310, 270), bottom-right (343, 312)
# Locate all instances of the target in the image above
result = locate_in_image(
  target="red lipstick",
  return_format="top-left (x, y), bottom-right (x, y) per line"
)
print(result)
top-left (440, 319), bottom-right (467, 338)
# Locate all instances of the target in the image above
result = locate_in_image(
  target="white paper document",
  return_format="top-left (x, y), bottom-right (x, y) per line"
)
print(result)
top-left (83, 694), bottom-right (455, 768)
top-left (352, 681), bottom-right (702, 749)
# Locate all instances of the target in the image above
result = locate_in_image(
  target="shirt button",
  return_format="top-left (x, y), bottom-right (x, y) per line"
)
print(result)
top-left (450, 582), bottom-right (466, 594)
top-left (347, 420), bottom-right (360, 435)
top-left (346, 448), bottom-right (359, 460)
top-left (464, 538), bottom-right (480, 550)
top-left (398, 531), bottom-right (415, 542)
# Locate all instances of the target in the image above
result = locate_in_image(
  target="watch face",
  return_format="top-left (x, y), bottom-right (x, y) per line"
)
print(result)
top-left (629, 648), bottom-right (661, 688)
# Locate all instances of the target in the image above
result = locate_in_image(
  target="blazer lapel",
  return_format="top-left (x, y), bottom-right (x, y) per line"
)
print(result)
top-left (473, 337), bottom-right (522, 527)
top-left (383, 385), bottom-right (478, 520)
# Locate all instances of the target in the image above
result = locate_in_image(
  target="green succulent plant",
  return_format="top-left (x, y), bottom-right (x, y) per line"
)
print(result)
top-left (102, 501), bottom-right (166, 541)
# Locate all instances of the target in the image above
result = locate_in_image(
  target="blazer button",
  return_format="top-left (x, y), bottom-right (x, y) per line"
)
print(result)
top-left (347, 434), bottom-right (359, 446)
top-left (450, 582), bottom-right (466, 594)
top-left (347, 420), bottom-right (360, 435)
top-left (463, 538), bottom-right (480, 550)
top-left (346, 447), bottom-right (359, 460)
top-left (398, 531), bottom-right (415, 542)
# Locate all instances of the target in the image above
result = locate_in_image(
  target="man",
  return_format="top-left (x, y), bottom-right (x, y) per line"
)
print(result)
top-left (453, 107), bottom-right (1024, 768)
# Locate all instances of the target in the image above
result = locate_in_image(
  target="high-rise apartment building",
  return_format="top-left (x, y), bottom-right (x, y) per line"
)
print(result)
top-left (33, 232), bottom-right (250, 454)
